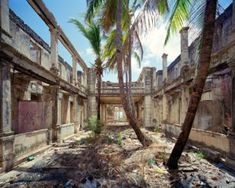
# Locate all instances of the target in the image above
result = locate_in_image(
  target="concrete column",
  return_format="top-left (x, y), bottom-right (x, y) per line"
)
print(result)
top-left (83, 69), bottom-right (88, 88)
top-left (72, 56), bottom-right (77, 86)
top-left (162, 91), bottom-right (168, 122)
top-left (87, 68), bottom-right (97, 117)
top-left (88, 68), bottom-right (96, 94)
top-left (180, 27), bottom-right (189, 66)
top-left (144, 95), bottom-right (152, 127)
top-left (57, 92), bottom-right (63, 126)
top-left (88, 96), bottom-right (97, 117)
top-left (83, 99), bottom-right (88, 127)
top-left (50, 27), bottom-right (59, 75)
top-left (180, 87), bottom-right (188, 125)
top-left (143, 67), bottom-right (154, 93)
top-left (0, 63), bottom-right (12, 134)
top-left (232, 0), bottom-right (235, 31)
top-left (0, 0), bottom-right (9, 32)
top-left (226, 62), bottom-right (235, 168)
top-left (67, 96), bottom-right (73, 123)
top-left (0, 0), bottom-right (11, 44)
top-left (72, 95), bottom-right (79, 133)
top-left (50, 87), bottom-right (62, 143)
top-left (228, 61), bottom-right (235, 133)
top-left (162, 53), bottom-right (168, 82)
top-left (0, 62), bottom-right (14, 171)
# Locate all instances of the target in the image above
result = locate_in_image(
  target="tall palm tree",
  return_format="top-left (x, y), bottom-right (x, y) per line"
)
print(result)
top-left (86, 0), bottom-right (152, 146)
top-left (69, 19), bottom-right (103, 122)
top-left (86, 0), bottom-right (219, 162)
top-left (167, 0), bottom-right (218, 169)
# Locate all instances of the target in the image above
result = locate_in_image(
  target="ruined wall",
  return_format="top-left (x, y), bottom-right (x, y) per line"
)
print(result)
top-left (14, 129), bottom-right (48, 159)
top-left (162, 124), bottom-right (230, 153)
top-left (9, 10), bottom-right (77, 84)
top-left (153, 5), bottom-right (233, 134)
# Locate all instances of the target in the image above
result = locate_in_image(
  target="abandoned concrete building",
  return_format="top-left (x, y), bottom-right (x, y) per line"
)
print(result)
top-left (1, 0), bottom-right (235, 173)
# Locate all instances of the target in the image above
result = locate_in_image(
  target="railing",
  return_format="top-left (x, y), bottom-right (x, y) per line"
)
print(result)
top-left (96, 82), bottom-right (145, 95)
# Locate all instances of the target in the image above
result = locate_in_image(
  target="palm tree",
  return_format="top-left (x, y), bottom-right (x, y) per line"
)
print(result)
top-left (69, 19), bottom-right (103, 122)
top-left (85, 0), bottom-right (219, 160)
top-left (86, 0), bottom-right (152, 146)
top-left (167, 0), bottom-right (218, 169)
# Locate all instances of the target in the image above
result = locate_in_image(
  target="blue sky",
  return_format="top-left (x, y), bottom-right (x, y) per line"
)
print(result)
top-left (9, 0), bottom-right (232, 81)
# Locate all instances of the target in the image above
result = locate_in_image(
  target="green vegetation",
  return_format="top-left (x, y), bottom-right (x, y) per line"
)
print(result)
top-left (88, 116), bottom-right (101, 135)
top-left (117, 132), bottom-right (123, 146)
top-left (148, 158), bottom-right (157, 167)
top-left (194, 151), bottom-right (206, 160)
top-left (154, 126), bottom-right (161, 133)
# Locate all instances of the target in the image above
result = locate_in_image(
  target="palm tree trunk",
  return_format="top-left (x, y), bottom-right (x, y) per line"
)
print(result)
top-left (116, 0), bottom-right (151, 146)
top-left (167, 0), bottom-right (217, 169)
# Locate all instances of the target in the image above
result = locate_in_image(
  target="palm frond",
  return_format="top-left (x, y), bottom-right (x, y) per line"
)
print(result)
top-left (85, 0), bottom-right (104, 23)
top-left (69, 18), bottom-right (101, 57)
top-left (164, 0), bottom-right (192, 45)
top-left (133, 51), bottom-right (141, 67)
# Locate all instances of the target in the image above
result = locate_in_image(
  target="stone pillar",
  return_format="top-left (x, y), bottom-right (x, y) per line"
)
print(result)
top-left (72, 56), bottom-right (77, 86)
top-left (87, 68), bottom-right (97, 117)
top-left (232, 0), bottom-right (235, 31)
top-left (57, 92), bottom-right (63, 126)
top-left (144, 95), bottom-right (152, 127)
top-left (0, 62), bottom-right (14, 171)
top-left (0, 0), bottom-right (11, 43)
top-left (226, 62), bottom-right (235, 168)
top-left (142, 67), bottom-right (154, 127)
top-left (180, 86), bottom-right (188, 125)
top-left (50, 27), bottom-right (59, 75)
top-left (83, 69), bottom-right (88, 88)
top-left (83, 99), bottom-right (88, 127)
top-left (162, 53), bottom-right (168, 83)
top-left (73, 95), bottom-right (79, 133)
top-left (162, 91), bottom-right (168, 122)
top-left (50, 87), bottom-right (62, 143)
top-left (180, 27), bottom-right (189, 66)
top-left (69, 96), bottom-right (74, 123)
top-left (0, 0), bottom-right (9, 32)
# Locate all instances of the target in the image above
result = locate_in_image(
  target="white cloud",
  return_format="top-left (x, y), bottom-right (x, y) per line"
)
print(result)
top-left (140, 24), bottom-right (181, 70)
top-left (102, 23), bottom-right (185, 81)
top-left (86, 47), bottom-right (95, 56)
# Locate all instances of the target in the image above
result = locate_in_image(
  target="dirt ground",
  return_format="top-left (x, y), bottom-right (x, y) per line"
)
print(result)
top-left (0, 126), bottom-right (235, 188)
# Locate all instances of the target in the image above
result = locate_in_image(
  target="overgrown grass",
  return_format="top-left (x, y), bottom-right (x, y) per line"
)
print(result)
top-left (88, 116), bottom-right (101, 135)
top-left (117, 132), bottom-right (123, 146)
top-left (104, 132), bottom-right (123, 146)
top-left (194, 151), bottom-right (206, 159)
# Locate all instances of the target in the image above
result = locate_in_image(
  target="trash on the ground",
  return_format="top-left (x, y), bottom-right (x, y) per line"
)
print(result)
top-left (27, 155), bottom-right (35, 161)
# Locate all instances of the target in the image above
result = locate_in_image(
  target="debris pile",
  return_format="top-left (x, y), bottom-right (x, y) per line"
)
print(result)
top-left (0, 127), bottom-right (234, 187)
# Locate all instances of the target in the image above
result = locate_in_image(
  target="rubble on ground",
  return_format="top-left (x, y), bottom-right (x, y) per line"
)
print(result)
top-left (0, 127), bottom-right (234, 188)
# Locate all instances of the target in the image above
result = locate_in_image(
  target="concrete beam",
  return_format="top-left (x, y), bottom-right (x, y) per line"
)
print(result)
top-left (0, 43), bottom-right (87, 98)
top-left (27, 0), bottom-right (88, 71)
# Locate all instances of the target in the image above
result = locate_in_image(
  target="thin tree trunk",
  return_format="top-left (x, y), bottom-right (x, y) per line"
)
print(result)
top-left (96, 59), bottom-right (102, 122)
top-left (167, 0), bottom-right (217, 169)
top-left (116, 0), bottom-right (151, 146)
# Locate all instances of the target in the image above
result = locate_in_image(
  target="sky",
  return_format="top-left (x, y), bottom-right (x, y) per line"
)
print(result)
top-left (9, 0), bottom-right (232, 82)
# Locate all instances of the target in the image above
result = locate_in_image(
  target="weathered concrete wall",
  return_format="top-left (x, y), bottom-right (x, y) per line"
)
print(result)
top-left (9, 11), bottom-right (79, 85)
top-left (14, 129), bottom-right (48, 159)
top-left (153, 5), bottom-right (234, 134)
top-left (57, 123), bottom-right (75, 141)
top-left (17, 101), bottom-right (52, 133)
top-left (162, 124), bottom-right (230, 153)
